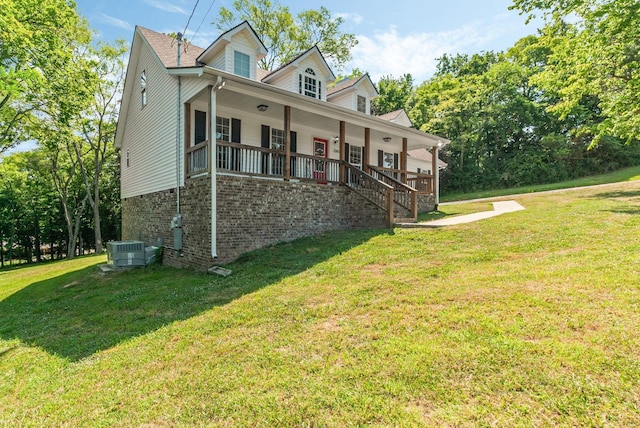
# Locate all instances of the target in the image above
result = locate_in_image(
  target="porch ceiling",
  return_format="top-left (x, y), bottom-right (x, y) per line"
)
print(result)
top-left (192, 70), bottom-right (447, 149)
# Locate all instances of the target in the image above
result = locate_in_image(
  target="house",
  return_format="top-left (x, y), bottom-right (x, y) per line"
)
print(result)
top-left (115, 22), bottom-right (450, 270)
top-left (376, 108), bottom-right (448, 179)
top-left (378, 109), bottom-right (414, 128)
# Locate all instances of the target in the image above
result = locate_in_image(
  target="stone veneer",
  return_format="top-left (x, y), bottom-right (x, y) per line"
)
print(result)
top-left (418, 193), bottom-right (436, 214)
top-left (122, 174), bottom-right (389, 270)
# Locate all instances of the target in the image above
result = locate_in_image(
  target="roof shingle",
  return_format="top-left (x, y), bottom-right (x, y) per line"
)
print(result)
top-left (138, 26), bottom-right (204, 68)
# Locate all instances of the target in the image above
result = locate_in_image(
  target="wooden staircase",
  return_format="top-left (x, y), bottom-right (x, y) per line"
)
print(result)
top-left (342, 162), bottom-right (418, 227)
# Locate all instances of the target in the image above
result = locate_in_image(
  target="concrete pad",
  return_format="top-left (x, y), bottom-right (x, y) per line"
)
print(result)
top-left (397, 200), bottom-right (525, 228)
top-left (492, 200), bottom-right (525, 213)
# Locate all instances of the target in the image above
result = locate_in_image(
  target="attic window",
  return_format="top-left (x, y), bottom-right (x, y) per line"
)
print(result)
top-left (234, 51), bottom-right (250, 78)
top-left (140, 70), bottom-right (147, 108)
top-left (357, 95), bottom-right (366, 113)
top-left (299, 67), bottom-right (320, 100)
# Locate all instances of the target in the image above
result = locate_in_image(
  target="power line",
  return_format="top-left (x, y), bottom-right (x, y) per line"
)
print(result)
top-left (193, 0), bottom-right (217, 41)
top-left (182, 0), bottom-right (201, 36)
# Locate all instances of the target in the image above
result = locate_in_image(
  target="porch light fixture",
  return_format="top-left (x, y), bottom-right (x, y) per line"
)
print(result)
top-left (334, 136), bottom-right (339, 144)
top-left (383, 136), bottom-right (392, 143)
top-left (257, 104), bottom-right (268, 112)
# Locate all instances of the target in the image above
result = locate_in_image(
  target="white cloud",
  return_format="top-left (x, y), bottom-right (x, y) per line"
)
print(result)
top-left (335, 12), bottom-right (364, 26)
top-left (142, 0), bottom-right (189, 15)
top-left (98, 13), bottom-right (133, 31)
top-left (185, 29), bottom-right (219, 50)
top-left (348, 18), bottom-right (515, 83)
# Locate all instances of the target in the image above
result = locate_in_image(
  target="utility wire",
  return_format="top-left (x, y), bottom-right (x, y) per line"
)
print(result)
top-left (182, 0), bottom-right (201, 37)
top-left (192, 0), bottom-right (217, 42)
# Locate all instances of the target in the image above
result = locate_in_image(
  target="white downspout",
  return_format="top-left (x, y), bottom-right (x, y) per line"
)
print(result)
top-left (211, 76), bottom-right (224, 258)
top-left (435, 141), bottom-right (443, 208)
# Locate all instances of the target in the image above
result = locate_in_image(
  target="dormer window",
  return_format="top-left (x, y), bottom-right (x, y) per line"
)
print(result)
top-left (140, 70), bottom-right (147, 108)
top-left (299, 67), bottom-right (321, 100)
top-left (357, 95), bottom-right (366, 113)
top-left (234, 51), bottom-right (250, 78)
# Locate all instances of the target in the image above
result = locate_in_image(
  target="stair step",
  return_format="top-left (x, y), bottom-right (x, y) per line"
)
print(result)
top-left (394, 218), bottom-right (417, 224)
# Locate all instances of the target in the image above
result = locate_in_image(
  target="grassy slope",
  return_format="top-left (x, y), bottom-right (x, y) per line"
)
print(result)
top-left (441, 165), bottom-right (640, 202)
top-left (1, 181), bottom-right (640, 426)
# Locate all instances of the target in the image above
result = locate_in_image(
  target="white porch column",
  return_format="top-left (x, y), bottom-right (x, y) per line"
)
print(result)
top-left (209, 81), bottom-right (219, 258)
top-left (432, 144), bottom-right (440, 208)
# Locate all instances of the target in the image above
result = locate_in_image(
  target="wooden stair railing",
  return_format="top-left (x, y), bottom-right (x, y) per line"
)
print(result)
top-left (368, 166), bottom-right (418, 222)
top-left (342, 162), bottom-right (394, 228)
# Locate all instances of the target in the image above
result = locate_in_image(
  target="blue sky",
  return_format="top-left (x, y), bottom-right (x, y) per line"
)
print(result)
top-left (76, 0), bottom-right (540, 82)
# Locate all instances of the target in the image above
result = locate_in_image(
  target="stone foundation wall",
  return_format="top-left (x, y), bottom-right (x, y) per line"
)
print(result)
top-left (122, 175), bottom-right (388, 270)
top-left (418, 193), bottom-right (436, 213)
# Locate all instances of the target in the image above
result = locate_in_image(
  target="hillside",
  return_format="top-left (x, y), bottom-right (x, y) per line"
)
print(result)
top-left (1, 180), bottom-right (639, 426)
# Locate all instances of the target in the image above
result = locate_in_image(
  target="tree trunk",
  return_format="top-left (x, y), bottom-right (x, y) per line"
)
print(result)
top-left (63, 193), bottom-right (89, 260)
top-left (34, 217), bottom-right (42, 263)
top-left (93, 185), bottom-right (102, 253)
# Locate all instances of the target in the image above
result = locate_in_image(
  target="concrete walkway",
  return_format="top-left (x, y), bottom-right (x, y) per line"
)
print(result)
top-left (397, 200), bottom-right (525, 228)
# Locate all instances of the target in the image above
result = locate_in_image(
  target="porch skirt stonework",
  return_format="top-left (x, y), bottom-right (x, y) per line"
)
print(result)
top-left (121, 174), bottom-right (390, 271)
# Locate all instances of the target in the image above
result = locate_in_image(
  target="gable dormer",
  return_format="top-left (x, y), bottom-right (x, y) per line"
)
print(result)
top-left (262, 46), bottom-right (335, 101)
top-left (196, 21), bottom-right (267, 80)
top-left (327, 74), bottom-right (378, 114)
top-left (378, 109), bottom-right (413, 128)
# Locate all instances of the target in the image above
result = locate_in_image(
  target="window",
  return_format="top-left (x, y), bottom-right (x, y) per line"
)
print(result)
top-left (271, 128), bottom-right (285, 175)
top-left (357, 95), bottom-right (366, 113)
top-left (383, 152), bottom-right (394, 169)
top-left (140, 70), bottom-right (147, 107)
top-left (216, 116), bottom-right (230, 142)
top-left (234, 51), bottom-right (250, 78)
top-left (271, 128), bottom-right (285, 150)
top-left (349, 145), bottom-right (363, 168)
top-left (299, 67), bottom-right (320, 99)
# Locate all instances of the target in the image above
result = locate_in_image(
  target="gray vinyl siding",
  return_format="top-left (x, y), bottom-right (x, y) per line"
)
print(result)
top-left (211, 51), bottom-right (226, 71)
top-left (120, 44), bottom-right (181, 198)
top-left (328, 92), bottom-right (354, 110)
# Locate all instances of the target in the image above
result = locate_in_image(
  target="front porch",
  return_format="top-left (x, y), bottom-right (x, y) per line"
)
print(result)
top-left (181, 76), bottom-right (443, 226)
top-left (185, 140), bottom-right (437, 225)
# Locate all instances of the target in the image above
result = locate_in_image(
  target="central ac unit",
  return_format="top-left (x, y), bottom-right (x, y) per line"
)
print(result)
top-left (106, 240), bottom-right (146, 268)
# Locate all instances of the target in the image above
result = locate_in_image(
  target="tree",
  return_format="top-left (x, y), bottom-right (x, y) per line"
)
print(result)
top-left (74, 41), bottom-right (126, 254)
top-left (214, 0), bottom-right (357, 71)
top-left (511, 0), bottom-right (640, 143)
top-left (371, 74), bottom-right (414, 116)
top-left (0, 0), bottom-right (91, 152)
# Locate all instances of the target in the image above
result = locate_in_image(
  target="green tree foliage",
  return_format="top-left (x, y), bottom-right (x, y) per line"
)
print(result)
top-left (0, 151), bottom-right (64, 266)
top-left (511, 0), bottom-right (640, 143)
top-left (74, 41), bottom-right (127, 254)
top-left (402, 43), bottom-right (640, 193)
top-left (1, 1), bottom-right (123, 263)
top-left (214, 0), bottom-right (357, 71)
top-left (0, 0), bottom-right (91, 152)
top-left (371, 74), bottom-right (414, 116)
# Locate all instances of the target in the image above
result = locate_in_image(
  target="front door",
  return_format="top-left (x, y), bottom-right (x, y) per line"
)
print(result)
top-left (313, 138), bottom-right (328, 182)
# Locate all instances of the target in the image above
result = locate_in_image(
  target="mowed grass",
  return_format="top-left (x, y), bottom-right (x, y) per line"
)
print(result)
top-left (441, 164), bottom-right (640, 202)
top-left (2, 181), bottom-right (640, 426)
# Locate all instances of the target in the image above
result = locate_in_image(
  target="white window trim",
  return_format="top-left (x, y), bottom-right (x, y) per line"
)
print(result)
top-left (234, 50), bottom-right (250, 78)
top-left (349, 145), bottom-right (363, 168)
top-left (140, 70), bottom-right (147, 108)
top-left (216, 116), bottom-right (230, 142)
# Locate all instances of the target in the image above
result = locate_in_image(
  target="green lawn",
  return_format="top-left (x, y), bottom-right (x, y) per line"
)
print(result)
top-left (441, 165), bottom-right (640, 202)
top-left (2, 180), bottom-right (640, 426)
